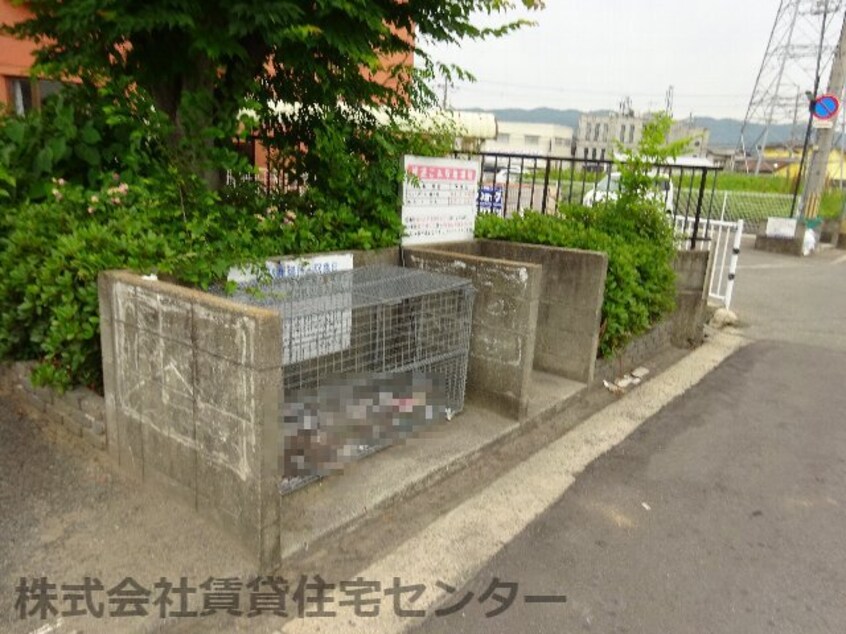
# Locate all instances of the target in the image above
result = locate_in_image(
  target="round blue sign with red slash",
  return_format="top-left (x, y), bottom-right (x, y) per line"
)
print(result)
top-left (813, 93), bottom-right (840, 120)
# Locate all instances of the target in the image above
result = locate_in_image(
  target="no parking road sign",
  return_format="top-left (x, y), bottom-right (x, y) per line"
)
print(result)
top-left (812, 93), bottom-right (840, 120)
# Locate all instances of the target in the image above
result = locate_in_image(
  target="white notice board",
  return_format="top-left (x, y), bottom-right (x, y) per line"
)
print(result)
top-left (765, 217), bottom-right (798, 239)
top-left (228, 253), bottom-right (354, 365)
top-left (401, 155), bottom-right (481, 246)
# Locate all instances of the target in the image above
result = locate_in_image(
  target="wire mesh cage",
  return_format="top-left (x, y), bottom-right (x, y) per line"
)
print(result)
top-left (218, 264), bottom-right (475, 493)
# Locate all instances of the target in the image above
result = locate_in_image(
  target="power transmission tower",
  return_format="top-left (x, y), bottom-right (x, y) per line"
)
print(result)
top-left (738, 0), bottom-right (846, 173)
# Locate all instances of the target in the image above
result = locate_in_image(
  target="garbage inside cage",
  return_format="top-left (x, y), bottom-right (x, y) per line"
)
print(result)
top-left (215, 264), bottom-right (475, 494)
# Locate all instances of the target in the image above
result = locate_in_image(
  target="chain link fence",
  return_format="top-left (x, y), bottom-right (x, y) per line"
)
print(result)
top-left (676, 190), bottom-right (795, 235)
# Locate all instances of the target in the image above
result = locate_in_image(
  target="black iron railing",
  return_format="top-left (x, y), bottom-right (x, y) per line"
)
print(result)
top-left (454, 151), bottom-right (723, 249)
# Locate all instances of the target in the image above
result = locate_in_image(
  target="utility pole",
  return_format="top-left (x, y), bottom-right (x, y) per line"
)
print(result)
top-left (803, 9), bottom-right (846, 219)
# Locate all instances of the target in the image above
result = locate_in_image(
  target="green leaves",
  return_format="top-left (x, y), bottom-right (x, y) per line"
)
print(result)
top-left (476, 205), bottom-right (676, 359)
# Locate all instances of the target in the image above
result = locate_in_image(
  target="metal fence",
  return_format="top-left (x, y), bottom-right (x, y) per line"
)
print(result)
top-left (696, 191), bottom-right (794, 235)
top-left (454, 151), bottom-right (723, 249)
top-left (673, 216), bottom-right (744, 310)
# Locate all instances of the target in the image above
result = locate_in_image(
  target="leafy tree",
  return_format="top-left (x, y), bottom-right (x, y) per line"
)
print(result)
top-left (6, 0), bottom-right (543, 186)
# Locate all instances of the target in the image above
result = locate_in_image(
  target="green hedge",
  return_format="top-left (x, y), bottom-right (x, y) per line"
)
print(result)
top-left (475, 202), bottom-right (677, 357)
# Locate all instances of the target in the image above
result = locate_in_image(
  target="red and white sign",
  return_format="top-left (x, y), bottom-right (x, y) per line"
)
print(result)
top-left (401, 155), bottom-right (481, 246)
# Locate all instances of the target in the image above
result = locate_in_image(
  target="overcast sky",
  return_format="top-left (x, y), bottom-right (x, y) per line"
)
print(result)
top-left (422, 0), bottom-right (790, 120)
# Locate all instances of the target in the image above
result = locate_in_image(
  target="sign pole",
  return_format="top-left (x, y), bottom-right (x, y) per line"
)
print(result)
top-left (803, 10), bottom-right (846, 220)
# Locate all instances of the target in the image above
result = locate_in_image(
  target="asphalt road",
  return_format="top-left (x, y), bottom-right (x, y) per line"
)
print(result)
top-left (418, 244), bottom-right (846, 633)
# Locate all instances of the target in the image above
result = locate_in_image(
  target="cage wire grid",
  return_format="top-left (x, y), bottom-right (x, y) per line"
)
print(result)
top-left (217, 265), bottom-right (475, 492)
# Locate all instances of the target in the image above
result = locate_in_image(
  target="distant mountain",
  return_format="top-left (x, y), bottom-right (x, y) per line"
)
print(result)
top-left (690, 117), bottom-right (796, 149)
top-left (463, 107), bottom-right (800, 149)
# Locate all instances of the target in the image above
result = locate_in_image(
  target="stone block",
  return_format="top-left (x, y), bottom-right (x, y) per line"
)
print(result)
top-left (135, 286), bottom-right (161, 333)
top-left (469, 324), bottom-right (526, 367)
top-left (136, 328), bottom-right (164, 384)
top-left (112, 280), bottom-right (137, 325)
top-left (114, 322), bottom-right (139, 381)
top-left (196, 456), bottom-right (259, 537)
top-left (471, 287), bottom-right (535, 331)
top-left (118, 410), bottom-right (145, 479)
top-left (142, 422), bottom-right (172, 481)
top-left (533, 328), bottom-right (598, 383)
top-left (159, 293), bottom-right (192, 345)
top-left (161, 341), bottom-right (194, 397)
top-left (193, 302), bottom-right (255, 365)
top-left (162, 389), bottom-right (195, 441)
top-left (195, 401), bottom-right (247, 474)
top-left (195, 352), bottom-right (252, 421)
top-left (466, 356), bottom-right (523, 402)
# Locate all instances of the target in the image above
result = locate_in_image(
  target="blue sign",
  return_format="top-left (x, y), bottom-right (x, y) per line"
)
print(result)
top-left (813, 93), bottom-right (840, 120)
top-left (477, 186), bottom-right (504, 212)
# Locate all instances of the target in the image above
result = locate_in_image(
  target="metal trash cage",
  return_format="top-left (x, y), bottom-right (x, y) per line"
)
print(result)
top-left (218, 264), bottom-right (475, 489)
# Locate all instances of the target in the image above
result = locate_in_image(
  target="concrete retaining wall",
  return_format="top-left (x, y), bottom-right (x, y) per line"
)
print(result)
top-left (403, 245), bottom-right (542, 419)
top-left (98, 271), bottom-right (282, 570)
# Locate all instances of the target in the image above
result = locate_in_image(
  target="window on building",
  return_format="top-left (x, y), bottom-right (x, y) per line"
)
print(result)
top-left (620, 124), bottom-right (626, 140)
top-left (628, 124), bottom-right (635, 144)
top-left (6, 77), bottom-right (66, 115)
top-left (601, 149), bottom-right (606, 161)
top-left (583, 147), bottom-right (589, 159)
top-left (584, 124), bottom-right (592, 140)
top-left (554, 137), bottom-right (568, 147)
top-left (7, 78), bottom-right (32, 116)
top-left (591, 148), bottom-right (597, 160)
top-left (602, 123), bottom-right (608, 142)
top-left (497, 133), bottom-right (510, 143)
top-left (524, 135), bottom-right (540, 146)
top-left (593, 126), bottom-right (600, 142)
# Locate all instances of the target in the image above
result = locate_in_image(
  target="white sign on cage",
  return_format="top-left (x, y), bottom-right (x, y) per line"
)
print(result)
top-left (274, 254), bottom-right (354, 365)
top-left (401, 155), bottom-right (481, 246)
top-left (227, 253), bottom-right (354, 364)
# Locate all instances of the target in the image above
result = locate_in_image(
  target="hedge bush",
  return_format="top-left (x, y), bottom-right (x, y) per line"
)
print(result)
top-left (0, 85), bottom-right (454, 392)
top-left (475, 201), bottom-right (677, 358)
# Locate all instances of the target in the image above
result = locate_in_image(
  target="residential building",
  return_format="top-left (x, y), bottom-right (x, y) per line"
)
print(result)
top-left (0, 1), bottom-right (45, 114)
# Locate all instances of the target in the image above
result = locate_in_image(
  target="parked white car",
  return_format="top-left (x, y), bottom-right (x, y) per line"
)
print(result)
top-left (582, 172), bottom-right (675, 214)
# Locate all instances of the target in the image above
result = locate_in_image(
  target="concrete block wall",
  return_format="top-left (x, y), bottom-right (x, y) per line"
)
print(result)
top-left (403, 245), bottom-right (542, 420)
top-left (1, 361), bottom-right (107, 449)
top-left (98, 271), bottom-right (282, 570)
top-left (671, 249), bottom-right (713, 348)
top-left (475, 240), bottom-right (608, 383)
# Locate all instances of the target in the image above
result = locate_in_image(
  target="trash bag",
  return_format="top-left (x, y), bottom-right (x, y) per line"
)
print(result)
top-left (802, 226), bottom-right (817, 256)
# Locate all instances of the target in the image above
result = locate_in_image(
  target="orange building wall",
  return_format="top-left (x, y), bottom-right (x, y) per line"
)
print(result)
top-left (0, 1), bottom-right (36, 105)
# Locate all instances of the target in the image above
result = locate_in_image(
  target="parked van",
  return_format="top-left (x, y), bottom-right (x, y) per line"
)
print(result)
top-left (582, 172), bottom-right (675, 214)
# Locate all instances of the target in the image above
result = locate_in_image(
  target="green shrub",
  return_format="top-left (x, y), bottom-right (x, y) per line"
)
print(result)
top-left (475, 207), bottom-right (676, 357)
top-left (0, 167), bottom-right (420, 390)
top-left (0, 77), bottom-right (455, 391)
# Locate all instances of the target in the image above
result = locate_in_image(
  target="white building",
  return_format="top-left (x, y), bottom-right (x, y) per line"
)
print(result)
top-left (483, 121), bottom-right (574, 157)
top-left (574, 112), bottom-right (710, 162)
